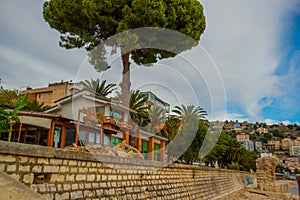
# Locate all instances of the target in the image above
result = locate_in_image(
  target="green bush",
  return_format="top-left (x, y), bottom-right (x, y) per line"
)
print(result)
top-left (228, 162), bottom-right (239, 170)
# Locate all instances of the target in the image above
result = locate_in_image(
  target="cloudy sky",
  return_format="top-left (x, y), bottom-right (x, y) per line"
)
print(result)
top-left (0, 0), bottom-right (300, 124)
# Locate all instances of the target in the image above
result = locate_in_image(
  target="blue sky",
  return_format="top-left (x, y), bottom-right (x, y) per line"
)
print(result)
top-left (0, 0), bottom-right (300, 125)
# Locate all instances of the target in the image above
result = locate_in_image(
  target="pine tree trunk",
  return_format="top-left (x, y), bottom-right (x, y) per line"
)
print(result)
top-left (121, 52), bottom-right (131, 108)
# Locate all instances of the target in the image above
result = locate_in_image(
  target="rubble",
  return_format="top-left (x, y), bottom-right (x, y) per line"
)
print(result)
top-left (65, 142), bottom-right (144, 159)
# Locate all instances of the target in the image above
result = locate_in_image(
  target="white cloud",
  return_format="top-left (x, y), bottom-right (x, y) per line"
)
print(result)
top-left (0, 0), bottom-right (86, 89)
top-left (199, 0), bottom-right (299, 120)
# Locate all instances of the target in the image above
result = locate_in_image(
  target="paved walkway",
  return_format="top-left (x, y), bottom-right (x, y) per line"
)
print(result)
top-left (0, 171), bottom-right (49, 200)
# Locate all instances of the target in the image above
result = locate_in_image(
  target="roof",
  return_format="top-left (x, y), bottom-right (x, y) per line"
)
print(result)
top-left (45, 89), bottom-right (136, 114)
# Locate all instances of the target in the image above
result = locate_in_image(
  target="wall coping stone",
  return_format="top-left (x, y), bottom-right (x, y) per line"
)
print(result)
top-left (0, 141), bottom-right (251, 174)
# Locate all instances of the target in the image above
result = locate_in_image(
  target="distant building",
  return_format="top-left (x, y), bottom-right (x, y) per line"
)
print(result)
top-left (255, 141), bottom-right (262, 152)
top-left (236, 133), bottom-right (249, 142)
top-left (234, 123), bottom-right (243, 132)
top-left (268, 140), bottom-right (280, 150)
top-left (21, 80), bottom-right (79, 106)
top-left (243, 140), bottom-right (254, 151)
top-left (289, 146), bottom-right (300, 156)
top-left (257, 127), bottom-right (268, 134)
top-left (281, 138), bottom-right (293, 149)
top-left (261, 152), bottom-right (272, 158)
top-left (141, 91), bottom-right (170, 113)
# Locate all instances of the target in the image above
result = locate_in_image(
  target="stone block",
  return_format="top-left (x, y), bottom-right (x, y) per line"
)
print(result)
top-left (37, 184), bottom-right (47, 193)
top-left (69, 160), bottom-right (77, 166)
top-left (108, 175), bottom-right (117, 181)
top-left (66, 174), bottom-right (75, 182)
top-left (70, 191), bottom-right (83, 199)
top-left (101, 175), bottom-right (107, 181)
top-left (70, 167), bottom-right (78, 173)
top-left (18, 156), bottom-right (29, 163)
top-left (19, 165), bottom-right (30, 172)
top-left (62, 159), bottom-right (68, 165)
top-left (96, 175), bottom-right (101, 180)
top-left (79, 183), bottom-right (85, 189)
top-left (85, 182), bottom-right (92, 189)
top-left (83, 190), bottom-right (94, 197)
top-left (6, 164), bottom-right (17, 172)
top-left (43, 165), bottom-right (59, 173)
top-left (51, 174), bottom-right (65, 182)
top-left (57, 184), bottom-right (63, 191)
top-left (47, 183), bottom-right (57, 192)
top-left (37, 158), bottom-right (49, 164)
top-left (76, 174), bottom-right (86, 181)
top-left (96, 189), bottom-right (103, 196)
top-left (23, 173), bottom-right (34, 184)
top-left (30, 184), bottom-right (38, 193)
top-left (78, 167), bottom-right (88, 173)
top-left (59, 166), bottom-right (69, 173)
top-left (89, 168), bottom-right (97, 173)
top-left (72, 184), bottom-right (79, 190)
top-left (87, 174), bottom-right (95, 181)
top-left (86, 162), bottom-right (92, 167)
top-left (55, 192), bottom-right (70, 200)
top-left (63, 184), bottom-right (71, 191)
top-left (0, 154), bottom-right (16, 162)
top-left (50, 158), bottom-right (63, 165)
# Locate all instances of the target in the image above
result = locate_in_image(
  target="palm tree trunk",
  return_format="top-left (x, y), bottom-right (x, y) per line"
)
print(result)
top-left (8, 121), bottom-right (13, 142)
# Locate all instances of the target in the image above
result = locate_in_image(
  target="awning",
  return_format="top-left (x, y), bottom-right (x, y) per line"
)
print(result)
top-left (19, 116), bottom-right (52, 129)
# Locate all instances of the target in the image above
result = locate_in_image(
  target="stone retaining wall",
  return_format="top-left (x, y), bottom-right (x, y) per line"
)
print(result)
top-left (0, 141), bottom-right (255, 200)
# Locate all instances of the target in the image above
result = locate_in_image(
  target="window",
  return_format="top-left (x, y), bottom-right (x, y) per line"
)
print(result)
top-left (110, 110), bottom-right (123, 121)
top-left (65, 127), bottom-right (76, 147)
top-left (96, 107), bottom-right (105, 115)
top-left (103, 134), bottom-right (110, 146)
top-left (95, 134), bottom-right (101, 144)
top-left (87, 106), bottom-right (105, 115)
top-left (154, 143), bottom-right (160, 161)
top-left (142, 140), bottom-right (149, 159)
top-left (88, 132), bottom-right (95, 145)
top-left (112, 137), bottom-right (122, 146)
top-left (78, 131), bottom-right (86, 146)
top-left (53, 125), bottom-right (62, 148)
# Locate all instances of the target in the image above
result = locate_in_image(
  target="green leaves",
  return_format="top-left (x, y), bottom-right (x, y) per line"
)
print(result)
top-left (172, 104), bottom-right (207, 121)
top-left (43, 0), bottom-right (206, 62)
top-left (205, 132), bottom-right (258, 171)
top-left (12, 93), bottom-right (29, 117)
top-left (129, 90), bottom-right (149, 126)
top-left (0, 93), bottom-right (29, 142)
top-left (81, 78), bottom-right (117, 97)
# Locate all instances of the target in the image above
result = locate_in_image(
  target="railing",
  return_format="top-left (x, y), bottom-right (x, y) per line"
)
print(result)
top-left (81, 108), bottom-right (133, 130)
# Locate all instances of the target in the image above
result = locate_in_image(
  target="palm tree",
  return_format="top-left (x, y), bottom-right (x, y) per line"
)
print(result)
top-left (113, 90), bottom-right (150, 126)
top-left (81, 78), bottom-right (117, 96)
top-left (0, 93), bottom-right (29, 142)
top-left (24, 100), bottom-right (51, 112)
top-left (167, 105), bottom-right (207, 161)
top-left (158, 115), bottom-right (181, 142)
top-left (147, 106), bottom-right (166, 134)
top-left (129, 90), bottom-right (150, 126)
top-left (172, 105), bottom-right (207, 122)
